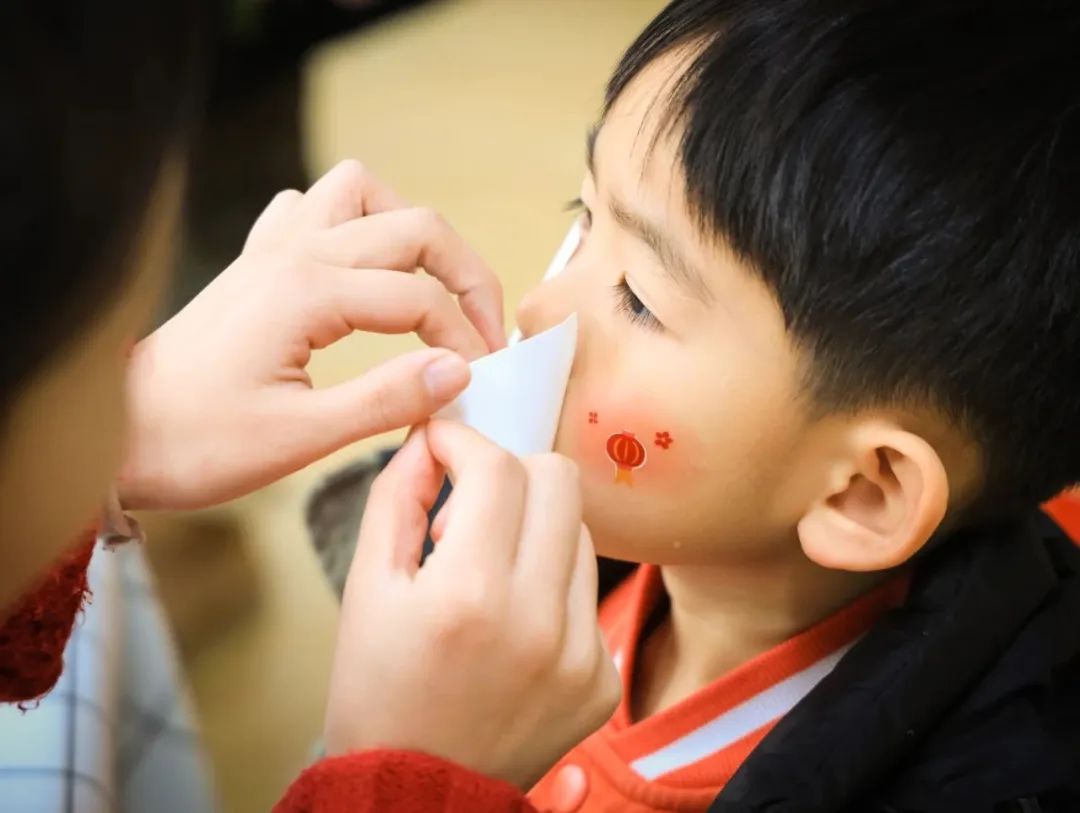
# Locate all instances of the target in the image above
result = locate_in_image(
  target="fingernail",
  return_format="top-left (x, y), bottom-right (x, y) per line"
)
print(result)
top-left (423, 353), bottom-right (469, 399)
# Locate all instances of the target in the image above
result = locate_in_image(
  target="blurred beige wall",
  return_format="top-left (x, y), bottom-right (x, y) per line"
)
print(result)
top-left (188, 2), bottom-right (666, 812)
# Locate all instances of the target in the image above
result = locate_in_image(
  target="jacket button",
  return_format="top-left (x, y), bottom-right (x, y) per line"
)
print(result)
top-left (549, 763), bottom-right (588, 812)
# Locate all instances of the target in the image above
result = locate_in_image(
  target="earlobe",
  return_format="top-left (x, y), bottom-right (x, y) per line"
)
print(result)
top-left (798, 425), bottom-right (949, 572)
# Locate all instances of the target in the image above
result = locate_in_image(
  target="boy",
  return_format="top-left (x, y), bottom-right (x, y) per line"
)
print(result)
top-left (312, 0), bottom-right (1080, 810)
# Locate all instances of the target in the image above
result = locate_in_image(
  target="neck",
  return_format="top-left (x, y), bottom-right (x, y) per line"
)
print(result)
top-left (632, 551), bottom-right (886, 720)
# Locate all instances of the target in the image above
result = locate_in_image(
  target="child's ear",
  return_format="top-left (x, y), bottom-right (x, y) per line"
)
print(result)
top-left (797, 424), bottom-right (949, 572)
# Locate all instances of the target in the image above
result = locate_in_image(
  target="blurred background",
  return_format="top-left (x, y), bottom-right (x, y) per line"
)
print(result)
top-left (147, 1), bottom-right (667, 811)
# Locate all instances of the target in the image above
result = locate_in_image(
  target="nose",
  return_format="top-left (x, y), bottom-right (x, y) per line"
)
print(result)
top-left (515, 273), bottom-right (576, 340)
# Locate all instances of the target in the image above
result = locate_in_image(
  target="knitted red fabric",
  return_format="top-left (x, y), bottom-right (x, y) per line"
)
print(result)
top-left (0, 530), bottom-right (95, 705)
top-left (275, 750), bottom-right (539, 813)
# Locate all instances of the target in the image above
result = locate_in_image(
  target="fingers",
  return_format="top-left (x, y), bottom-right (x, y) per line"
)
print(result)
top-left (308, 208), bottom-right (507, 352)
top-left (429, 496), bottom-right (451, 544)
top-left (302, 348), bottom-right (470, 449)
top-left (512, 454), bottom-right (584, 620)
top-left (560, 529), bottom-right (621, 726)
top-left (251, 165), bottom-right (505, 355)
top-left (350, 427), bottom-right (445, 583)
top-left (561, 529), bottom-right (602, 671)
top-left (296, 159), bottom-right (409, 231)
top-left (307, 268), bottom-right (490, 360)
top-left (423, 420), bottom-right (527, 575)
top-left (566, 530), bottom-right (600, 632)
top-left (245, 189), bottom-right (303, 252)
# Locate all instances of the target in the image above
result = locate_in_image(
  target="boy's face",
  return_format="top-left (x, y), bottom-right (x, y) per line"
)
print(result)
top-left (517, 53), bottom-right (829, 565)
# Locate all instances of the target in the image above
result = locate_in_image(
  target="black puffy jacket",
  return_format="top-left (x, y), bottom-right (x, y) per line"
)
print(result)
top-left (699, 513), bottom-right (1080, 813)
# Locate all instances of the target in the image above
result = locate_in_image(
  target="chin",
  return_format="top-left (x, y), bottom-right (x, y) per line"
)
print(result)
top-left (586, 513), bottom-right (719, 566)
top-left (591, 538), bottom-right (646, 563)
top-left (586, 520), bottom-right (670, 565)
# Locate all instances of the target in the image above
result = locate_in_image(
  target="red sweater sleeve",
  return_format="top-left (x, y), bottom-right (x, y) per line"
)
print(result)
top-left (275, 750), bottom-right (540, 813)
top-left (0, 530), bottom-right (95, 704)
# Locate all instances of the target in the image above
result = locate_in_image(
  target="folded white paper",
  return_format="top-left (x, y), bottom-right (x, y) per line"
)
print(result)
top-left (435, 224), bottom-right (581, 456)
top-left (436, 313), bottom-right (577, 457)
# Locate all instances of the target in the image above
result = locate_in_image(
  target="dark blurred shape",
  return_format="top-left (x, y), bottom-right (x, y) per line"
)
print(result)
top-left (0, 1), bottom-right (204, 412)
top-left (171, 0), bottom-right (438, 314)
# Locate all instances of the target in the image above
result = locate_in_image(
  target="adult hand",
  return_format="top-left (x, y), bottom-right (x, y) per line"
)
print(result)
top-left (119, 160), bottom-right (505, 510)
top-left (324, 420), bottom-right (621, 790)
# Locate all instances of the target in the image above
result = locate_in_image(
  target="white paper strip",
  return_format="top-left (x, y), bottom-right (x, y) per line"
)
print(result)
top-left (508, 221), bottom-right (581, 345)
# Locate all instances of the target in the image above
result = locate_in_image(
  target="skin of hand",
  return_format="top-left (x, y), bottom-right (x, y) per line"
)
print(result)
top-left (324, 420), bottom-right (621, 790)
top-left (118, 160), bottom-right (506, 511)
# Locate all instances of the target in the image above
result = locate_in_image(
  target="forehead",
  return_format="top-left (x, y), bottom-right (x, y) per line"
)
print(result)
top-left (590, 47), bottom-right (739, 292)
top-left (592, 47), bottom-right (697, 201)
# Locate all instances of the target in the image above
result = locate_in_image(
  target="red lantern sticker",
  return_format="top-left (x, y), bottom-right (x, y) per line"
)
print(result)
top-left (606, 431), bottom-right (647, 486)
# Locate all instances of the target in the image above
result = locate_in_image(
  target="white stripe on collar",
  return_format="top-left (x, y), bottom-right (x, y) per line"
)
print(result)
top-left (630, 639), bottom-right (859, 781)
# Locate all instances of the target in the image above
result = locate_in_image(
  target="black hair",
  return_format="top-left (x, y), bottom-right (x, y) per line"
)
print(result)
top-left (0, 2), bottom-right (206, 412)
top-left (608, 0), bottom-right (1080, 511)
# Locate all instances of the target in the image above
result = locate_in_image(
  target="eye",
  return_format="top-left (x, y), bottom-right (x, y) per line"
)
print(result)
top-left (614, 279), bottom-right (662, 331)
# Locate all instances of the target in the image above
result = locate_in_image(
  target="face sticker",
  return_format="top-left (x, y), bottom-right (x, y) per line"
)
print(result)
top-left (583, 409), bottom-right (680, 488)
top-left (606, 431), bottom-right (647, 486)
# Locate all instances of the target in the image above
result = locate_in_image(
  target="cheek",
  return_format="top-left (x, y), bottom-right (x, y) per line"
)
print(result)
top-left (561, 397), bottom-right (697, 491)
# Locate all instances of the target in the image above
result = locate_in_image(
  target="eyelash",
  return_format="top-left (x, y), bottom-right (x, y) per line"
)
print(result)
top-left (565, 198), bottom-right (661, 332)
top-left (614, 279), bottom-right (662, 331)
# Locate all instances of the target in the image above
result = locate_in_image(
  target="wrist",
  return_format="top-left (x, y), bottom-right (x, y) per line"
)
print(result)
top-left (114, 461), bottom-right (163, 512)
top-left (100, 485), bottom-right (145, 546)
top-left (117, 335), bottom-right (166, 511)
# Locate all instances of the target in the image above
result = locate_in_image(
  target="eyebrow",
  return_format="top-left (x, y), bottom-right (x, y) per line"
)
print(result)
top-left (585, 125), bottom-right (712, 304)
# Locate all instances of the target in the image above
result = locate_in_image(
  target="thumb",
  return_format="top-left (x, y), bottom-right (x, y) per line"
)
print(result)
top-left (307, 348), bottom-right (470, 449)
top-left (349, 426), bottom-right (445, 581)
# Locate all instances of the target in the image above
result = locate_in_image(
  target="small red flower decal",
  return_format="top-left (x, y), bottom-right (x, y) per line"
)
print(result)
top-left (588, 411), bottom-right (599, 424)
top-left (654, 431), bottom-right (673, 450)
